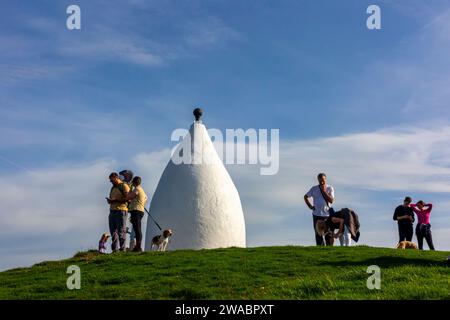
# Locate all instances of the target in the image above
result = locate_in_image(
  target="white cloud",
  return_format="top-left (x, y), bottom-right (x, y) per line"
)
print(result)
top-left (222, 126), bottom-right (450, 218)
top-left (57, 29), bottom-right (166, 67)
top-left (2, 9), bottom-right (242, 76)
top-left (360, 6), bottom-right (450, 117)
top-left (131, 149), bottom-right (173, 194)
top-left (185, 16), bottom-right (243, 47)
top-left (284, 127), bottom-right (450, 193)
top-left (0, 64), bottom-right (75, 85)
top-left (0, 160), bottom-right (117, 235)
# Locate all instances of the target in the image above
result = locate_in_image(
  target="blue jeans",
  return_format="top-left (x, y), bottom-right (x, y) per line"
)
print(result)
top-left (109, 210), bottom-right (127, 251)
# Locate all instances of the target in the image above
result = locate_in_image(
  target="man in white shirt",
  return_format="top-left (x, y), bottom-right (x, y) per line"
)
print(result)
top-left (304, 173), bottom-right (335, 246)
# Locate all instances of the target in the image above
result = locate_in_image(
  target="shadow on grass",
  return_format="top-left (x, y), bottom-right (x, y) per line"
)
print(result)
top-left (322, 256), bottom-right (446, 267)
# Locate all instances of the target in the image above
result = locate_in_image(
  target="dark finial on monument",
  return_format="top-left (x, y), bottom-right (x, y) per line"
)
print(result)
top-left (193, 108), bottom-right (203, 121)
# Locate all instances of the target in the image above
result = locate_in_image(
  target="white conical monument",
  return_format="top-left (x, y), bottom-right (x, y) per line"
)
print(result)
top-left (144, 108), bottom-right (246, 250)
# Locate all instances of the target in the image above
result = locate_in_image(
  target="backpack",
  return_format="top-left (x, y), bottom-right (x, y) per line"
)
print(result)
top-left (110, 183), bottom-right (128, 206)
top-left (117, 182), bottom-right (127, 197)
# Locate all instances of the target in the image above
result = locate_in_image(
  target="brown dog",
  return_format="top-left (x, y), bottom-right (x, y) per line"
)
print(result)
top-left (396, 241), bottom-right (418, 249)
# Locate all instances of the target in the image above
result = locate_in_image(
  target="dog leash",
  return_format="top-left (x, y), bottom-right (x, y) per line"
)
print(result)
top-left (131, 187), bottom-right (163, 231)
top-left (144, 207), bottom-right (163, 231)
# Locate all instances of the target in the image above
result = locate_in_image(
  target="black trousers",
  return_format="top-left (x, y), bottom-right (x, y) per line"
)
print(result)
top-left (109, 210), bottom-right (127, 251)
top-left (313, 215), bottom-right (333, 246)
top-left (416, 223), bottom-right (435, 250)
top-left (398, 223), bottom-right (413, 242)
top-left (130, 210), bottom-right (144, 249)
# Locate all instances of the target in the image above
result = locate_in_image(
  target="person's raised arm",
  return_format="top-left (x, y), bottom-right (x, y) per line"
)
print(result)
top-left (320, 185), bottom-right (334, 204)
top-left (409, 203), bottom-right (420, 215)
top-left (304, 194), bottom-right (315, 210)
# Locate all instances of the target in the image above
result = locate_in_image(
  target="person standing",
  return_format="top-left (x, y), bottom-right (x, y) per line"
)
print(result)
top-left (119, 170), bottom-right (134, 185)
top-left (126, 176), bottom-right (148, 252)
top-left (119, 169), bottom-right (136, 249)
top-left (393, 196), bottom-right (415, 243)
top-left (304, 173), bottom-right (335, 246)
top-left (410, 201), bottom-right (435, 250)
top-left (106, 172), bottom-right (130, 252)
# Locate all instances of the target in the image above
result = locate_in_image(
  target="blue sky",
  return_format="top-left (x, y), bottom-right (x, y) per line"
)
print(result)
top-left (1, 0), bottom-right (450, 270)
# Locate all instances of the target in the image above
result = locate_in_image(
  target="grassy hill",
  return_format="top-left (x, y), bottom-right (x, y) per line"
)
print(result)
top-left (0, 246), bottom-right (449, 299)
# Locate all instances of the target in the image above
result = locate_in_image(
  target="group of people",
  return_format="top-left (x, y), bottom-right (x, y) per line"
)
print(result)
top-left (104, 170), bottom-right (149, 252)
top-left (304, 172), bottom-right (436, 250)
top-left (393, 197), bottom-right (435, 250)
top-left (304, 173), bottom-right (360, 247)
top-left (100, 169), bottom-right (437, 252)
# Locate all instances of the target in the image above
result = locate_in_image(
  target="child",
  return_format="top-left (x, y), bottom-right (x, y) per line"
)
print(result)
top-left (410, 201), bottom-right (435, 250)
top-left (99, 233), bottom-right (110, 254)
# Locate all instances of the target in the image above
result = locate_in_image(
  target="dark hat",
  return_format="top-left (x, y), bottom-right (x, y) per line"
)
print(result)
top-left (119, 170), bottom-right (134, 183)
top-left (119, 169), bottom-right (134, 177)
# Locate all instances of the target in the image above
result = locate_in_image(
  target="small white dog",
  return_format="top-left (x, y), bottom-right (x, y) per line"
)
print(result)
top-left (151, 229), bottom-right (173, 251)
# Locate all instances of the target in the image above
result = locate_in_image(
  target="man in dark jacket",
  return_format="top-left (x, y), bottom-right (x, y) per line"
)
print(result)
top-left (393, 196), bottom-right (415, 242)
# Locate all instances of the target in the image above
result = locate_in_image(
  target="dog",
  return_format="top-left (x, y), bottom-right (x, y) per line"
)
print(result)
top-left (396, 241), bottom-right (418, 249)
top-left (98, 233), bottom-right (110, 254)
top-left (151, 229), bottom-right (173, 251)
top-left (315, 220), bottom-right (335, 246)
top-left (315, 220), bottom-right (332, 237)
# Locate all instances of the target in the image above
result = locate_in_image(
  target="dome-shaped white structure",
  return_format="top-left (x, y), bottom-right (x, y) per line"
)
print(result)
top-left (144, 117), bottom-right (246, 250)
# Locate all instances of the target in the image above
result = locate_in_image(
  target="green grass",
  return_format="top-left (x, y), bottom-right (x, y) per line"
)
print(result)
top-left (0, 246), bottom-right (449, 299)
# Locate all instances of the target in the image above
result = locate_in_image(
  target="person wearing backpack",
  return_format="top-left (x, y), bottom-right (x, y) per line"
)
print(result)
top-left (126, 176), bottom-right (148, 252)
top-left (304, 173), bottom-right (335, 246)
top-left (119, 169), bottom-right (136, 250)
top-left (106, 172), bottom-right (130, 252)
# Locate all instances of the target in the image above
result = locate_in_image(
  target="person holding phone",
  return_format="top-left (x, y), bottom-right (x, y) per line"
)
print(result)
top-left (304, 173), bottom-right (335, 246)
top-left (393, 196), bottom-right (415, 243)
top-left (106, 172), bottom-right (130, 252)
